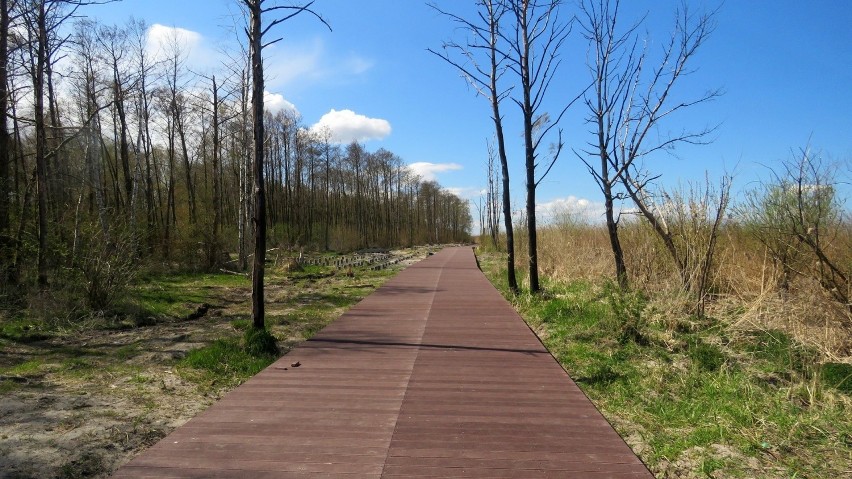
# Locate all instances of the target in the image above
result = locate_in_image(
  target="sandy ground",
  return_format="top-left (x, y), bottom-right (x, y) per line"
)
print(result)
top-left (0, 315), bottom-right (230, 479)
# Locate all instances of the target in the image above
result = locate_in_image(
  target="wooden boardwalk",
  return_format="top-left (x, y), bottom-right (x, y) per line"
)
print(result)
top-left (113, 247), bottom-right (652, 478)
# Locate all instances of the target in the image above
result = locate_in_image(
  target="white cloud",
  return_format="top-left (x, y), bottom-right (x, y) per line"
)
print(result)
top-left (265, 39), bottom-right (374, 90)
top-left (142, 30), bottom-right (371, 91)
top-left (265, 38), bottom-right (324, 89)
top-left (145, 24), bottom-right (218, 70)
top-left (264, 91), bottom-right (299, 116)
top-left (310, 109), bottom-right (391, 143)
top-left (446, 187), bottom-right (486, 199)
top-left (407, 162), bottom-right (463, 182)
top-left (536, 196), bottom-right (606, 224)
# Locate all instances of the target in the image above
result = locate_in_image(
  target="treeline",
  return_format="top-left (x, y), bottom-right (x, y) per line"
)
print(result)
top-left (0, 1), bottom-right (471, 293)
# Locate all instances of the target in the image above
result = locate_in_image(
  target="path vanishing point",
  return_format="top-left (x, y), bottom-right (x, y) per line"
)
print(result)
top-left (112, 246), bottom-right (653, 478)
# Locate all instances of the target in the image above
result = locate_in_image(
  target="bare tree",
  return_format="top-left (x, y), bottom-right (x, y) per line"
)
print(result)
top-left (240, 0), bottom-right (329, 329)
top-left (22, 0), bottom-right (54, 286)
top-left (501, 0), bottom-right (578, 293)
top-left (578, 0), bottom-right (720, 288)
top-left (485, 138), bottom-right (501, 247)
top-left (96, 22), bottom-right (134, 210)
top-left (72, 18), bottom-right (111, 240)
top-left (0, 0), bottom-right (15, 285)
top-left (127, 17), bottom-right (160, 252)
top-left (429, 0), bottom-right (518, 292)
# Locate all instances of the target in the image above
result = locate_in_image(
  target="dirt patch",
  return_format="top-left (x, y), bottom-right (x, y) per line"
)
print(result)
top-left (0, 314), bottom-right (229, 479)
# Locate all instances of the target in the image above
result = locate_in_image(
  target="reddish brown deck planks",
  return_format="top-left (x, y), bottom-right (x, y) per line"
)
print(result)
top-left (112, 247), bottom-right (652, 478)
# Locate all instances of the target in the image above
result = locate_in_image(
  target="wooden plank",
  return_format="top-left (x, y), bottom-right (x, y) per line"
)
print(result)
top-left (111, 247), bottom-right (651, 478)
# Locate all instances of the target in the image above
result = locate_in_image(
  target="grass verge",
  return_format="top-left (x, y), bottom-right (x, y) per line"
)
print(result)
top-left (479, 251), bottom-right (851, 479)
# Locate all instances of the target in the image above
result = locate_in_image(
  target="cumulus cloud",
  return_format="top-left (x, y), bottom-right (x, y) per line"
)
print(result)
top-left (446, 187), bottom-right (486, 199)
top-left (310, 109), bottom-right (391, 143)
top-left (145, 24), bottom-right (218, 69)
top-left (407, 162), bottom-right (464, 182)
top-left (536, 196), bottom-right (606, 224)
top-left (264, 91), bottom-right (299, 116)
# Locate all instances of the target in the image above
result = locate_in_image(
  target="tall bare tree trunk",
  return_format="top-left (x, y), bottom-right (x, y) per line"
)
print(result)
top-left (177, 107), bottom-right (196, 224)
top-left (33, 1), bottom-right (49, 287)
top-left (211, 75), bottom-right (222, 261)
top-left (430, 0), bottom-right (517, 290)
top-left (516, 1), bottom-right (540, 293)
top-left (246, 0), bottom-right (267, 329)
top-left (0, 0), bottom-right (12, 285)
top-left (486, 1), bottom-right (517, 292)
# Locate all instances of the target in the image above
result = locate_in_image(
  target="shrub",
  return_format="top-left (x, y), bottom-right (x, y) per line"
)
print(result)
top-left (243, 327), bottom-right (279, 357)
top-left (821, 362), bottom-right (852, 394)
top-left (687, 338), bottom-right (727, 372)
top-left (602, 281), bottom-right (648, 345)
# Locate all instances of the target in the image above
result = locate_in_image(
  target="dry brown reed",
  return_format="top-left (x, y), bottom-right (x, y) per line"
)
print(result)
top-left (516, 219), bottom-right (852, 361)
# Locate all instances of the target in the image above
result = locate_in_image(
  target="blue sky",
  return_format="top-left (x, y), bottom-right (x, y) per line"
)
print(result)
top-left (83, 0), bottom-right (852, 223)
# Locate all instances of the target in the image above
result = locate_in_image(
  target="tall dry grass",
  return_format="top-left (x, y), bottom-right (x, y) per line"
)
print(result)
top-left (508, 218), bottom-right (852, 360)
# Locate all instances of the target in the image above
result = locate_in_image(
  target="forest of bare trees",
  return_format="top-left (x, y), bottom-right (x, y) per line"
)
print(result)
top-left (0, 0), bottom-right (472, 301)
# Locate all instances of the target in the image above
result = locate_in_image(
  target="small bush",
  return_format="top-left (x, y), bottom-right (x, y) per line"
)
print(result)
top-left (74, 227), bottom-right (138, 311)
top-left (745, 329), bottom-right (816, 375)
top-left (821, 363), bottom-right (852, 394)
top-left (243, 327), bottom-right (280, 357)
top-left (602, 281), bottom-right (648, 345)
top-left (182, 338), bottom-right (271, 378)
top-left (687, 338), bottom-right (727, 372)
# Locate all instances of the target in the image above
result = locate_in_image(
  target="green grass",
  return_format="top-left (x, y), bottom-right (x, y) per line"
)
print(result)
top-left (822, 362), bottom-right (852, 394)
top-left (179, 337), bottom-right (277, 391)
top-left (129, 272), bottom-right (249, 319)
top-left (4, 359), bottom-right (44, 376)
top-left (230, 318), bottom-right (251, 331)
top-left (0, 318), bottom-right (53, 342)
top-left (479, 252), bottom-right (852, 478)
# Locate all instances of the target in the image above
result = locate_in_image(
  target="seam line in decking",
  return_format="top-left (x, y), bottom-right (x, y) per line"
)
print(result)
top-left (377, 251), bottom-right (445, 478)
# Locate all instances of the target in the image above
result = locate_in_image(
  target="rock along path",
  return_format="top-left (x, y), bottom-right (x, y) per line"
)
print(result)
top-left (112, 246), bottom-right (652, 478)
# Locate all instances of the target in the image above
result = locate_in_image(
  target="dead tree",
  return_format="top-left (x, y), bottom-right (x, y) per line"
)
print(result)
top-left (502, 0), bottom-right (578, 293)
top-left (96, 22), bottom-right (134, 211)
top-left (429, 0), bottom-right (518, 292)
top-left (578, 0), bottom-right (721, 290)
top-left (0, 0), bottom-right (15, 285)
top-left (485, 138), bottom-right (500, 247)
top-left (240, 0), bottom-right (329, 329)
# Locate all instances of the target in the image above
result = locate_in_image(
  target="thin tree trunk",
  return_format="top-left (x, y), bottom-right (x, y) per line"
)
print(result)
top-left (518, 3), bottom-right (539, 293)
top-left (211, 75), bottom-right (222, 261)
top-left (34, 2), bottom-right (49, 287)
top-left (114, 67), bottom-right (132, 209)
top-left (0, 0), bottom-right (12, 285)
top-left (486, 0), bottom-right (517, 292)
top-left (248, 1), bottom-right (266, 329)
top-left (604, 182), bottom-right (627, 287)
top-left (177, 106), bottom-right (196, 224)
